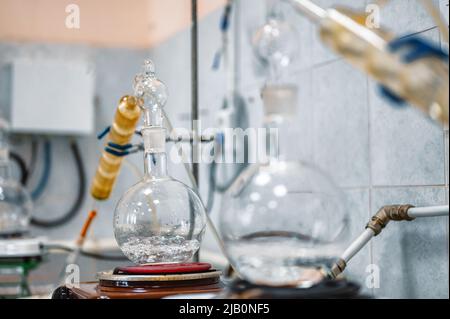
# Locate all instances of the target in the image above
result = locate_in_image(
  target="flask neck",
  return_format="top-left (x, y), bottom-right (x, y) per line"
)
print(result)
top-left (263, 118), bottom-right (285, 162)
top-left (266, 0), bottom-right (284, 20)
top-left (0, 129), bottom-right (11, 180)
top-left (144, 152), bottom-right (168, 180)
top-left (261, 85), bottom-right (298, 163)
top-left (142, 108), bottom-right (168, 180)
top-left (143, 107), bottom-right (163, 127)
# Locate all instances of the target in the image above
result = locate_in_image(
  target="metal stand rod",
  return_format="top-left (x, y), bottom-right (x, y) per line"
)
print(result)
top-left (191, 0), bottom-right (200, 262)
top-left (191, 0), bottom-right (199, 175)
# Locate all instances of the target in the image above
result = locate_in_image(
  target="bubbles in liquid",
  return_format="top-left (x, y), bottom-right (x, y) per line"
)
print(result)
top-left (119, 235), bottom-right (200, 264)
top-left (226, 236), bottom-right (339, 287)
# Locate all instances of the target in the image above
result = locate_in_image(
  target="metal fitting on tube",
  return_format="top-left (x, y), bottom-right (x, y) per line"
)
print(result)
top-left (366, 204), bottom-right (415, 236)
top-left (330, 258), bottom-right (346, 279)
top-left (330, 204), bottom-right (444, 279)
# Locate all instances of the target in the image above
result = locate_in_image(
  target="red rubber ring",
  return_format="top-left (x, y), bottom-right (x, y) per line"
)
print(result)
top-left (114, 262), bottom-right (212, 275)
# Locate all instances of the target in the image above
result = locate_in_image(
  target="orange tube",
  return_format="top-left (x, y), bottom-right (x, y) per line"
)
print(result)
top-left (76, 210), bottom-right (97, 246)
top-left (90, 96), bottom-right (141, 200)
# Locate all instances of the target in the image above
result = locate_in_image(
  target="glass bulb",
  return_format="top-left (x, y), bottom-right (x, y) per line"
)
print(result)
top-left (114, 178), bottom-right (206, 264)
top-left (133, 60), bottom-right (168, 112)
top-left (219, 161), bottom-right (349, 287)
top-left (253, 5), bottom-right (299, 83)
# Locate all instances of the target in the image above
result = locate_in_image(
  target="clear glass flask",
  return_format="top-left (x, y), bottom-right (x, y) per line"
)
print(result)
top-left (219, 4), bottom-right (350, 287)
top-left (0, 119), bottom-right (33, 237)
top-left (114, 61), bottom-right (206, 264)
top-left (219, 88), bottom-right (350, 287)
top-left (219, 91), bottom-right (350, 287)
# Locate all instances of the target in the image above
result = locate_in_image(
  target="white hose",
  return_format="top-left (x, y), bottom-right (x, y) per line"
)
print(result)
top-left (341, 205), bottom-right (449, 264)
top-left (341, 228), bottom-right (375, 263)
top-left (408, 205), bottom-right (449, 218)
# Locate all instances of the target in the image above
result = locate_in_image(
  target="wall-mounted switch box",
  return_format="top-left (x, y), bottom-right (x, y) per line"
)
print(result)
top-left (10, 59), bottom-right (95, 136)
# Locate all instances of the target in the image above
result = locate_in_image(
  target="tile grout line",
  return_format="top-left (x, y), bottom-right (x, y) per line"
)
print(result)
top-left (310, 64), bottom-right (316, 170)
top-left (409, 26), bottom-right (439, 37)
top-left (363, 0), bottom-right (376, 298)
top-left (340, 184), bottom-right (448, 191)
top-left (444, 129), bottom-right (449, 267)
top-left (310, 57), bottom-right (342, 70)
top-left (444, 130), bottom-right (449, 190)
top-left (239, 57), bottom-right (345, 94)
top-left (366, 73), bottom-right (375, 298)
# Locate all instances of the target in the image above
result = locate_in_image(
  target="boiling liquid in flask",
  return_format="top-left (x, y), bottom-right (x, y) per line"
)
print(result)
top-left (117, 233), bottom-right (200, 264)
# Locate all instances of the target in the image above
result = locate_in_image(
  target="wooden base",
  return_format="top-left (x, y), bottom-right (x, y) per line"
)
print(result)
top-left (52, 270), bottom-right (223, 299)
top-left (53, 281), bottom-right (223, 299)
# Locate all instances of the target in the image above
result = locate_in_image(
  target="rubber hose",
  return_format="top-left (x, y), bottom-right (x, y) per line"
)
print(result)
top-left (31, 140), bottom-right (86, 228)
top-left (30, 140), bottom-right (51, 200)
top-left (9, 152), bottom-right (29, 186)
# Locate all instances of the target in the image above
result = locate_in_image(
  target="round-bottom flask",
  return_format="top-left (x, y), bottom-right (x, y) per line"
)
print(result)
top-left (114, 177), bottom-right (206, 264)
top-left (113, 61), bottom-right (206, 265)
top-left (0, 179), bottom-right (32, 237)
top-left (219, 86), bottom-right (349, 287)
top-left (0, 119), bottom-right (33, 237)
top-left (220, 161), bottom-right (348, 287)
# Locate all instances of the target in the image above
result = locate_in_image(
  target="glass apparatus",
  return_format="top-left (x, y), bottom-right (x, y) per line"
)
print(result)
top-left (91, 96), bottom-right (141, 200)
top-left (114, 61), bottom-right (206, 265)
top-left (0, 119), bottom-right (33, 237)
top-left (252, 0), bottom-right (299, 84)
top-left (219, 5), bottom-right (349, 288)
top-left (288, 0), bottom-right (449, 127)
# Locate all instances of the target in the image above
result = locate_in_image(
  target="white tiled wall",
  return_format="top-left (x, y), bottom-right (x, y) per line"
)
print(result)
top-left (0, 0), bottom-right (448, 298)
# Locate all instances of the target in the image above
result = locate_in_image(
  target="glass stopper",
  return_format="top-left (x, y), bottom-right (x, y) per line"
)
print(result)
top-left (133, 59), bottom-right (168, 110)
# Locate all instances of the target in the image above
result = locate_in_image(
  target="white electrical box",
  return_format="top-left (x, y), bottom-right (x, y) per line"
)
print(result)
top-left (10, 59), bottom-right (95, 135)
